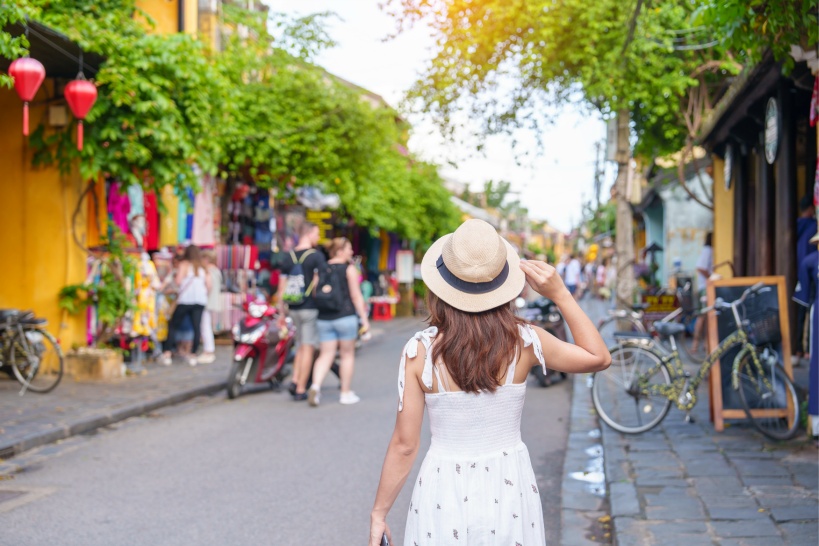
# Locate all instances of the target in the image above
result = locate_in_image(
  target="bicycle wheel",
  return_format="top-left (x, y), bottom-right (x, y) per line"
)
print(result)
top-left (736, 350), bottom-right (800, 441)
top-left (10, 328), bottom-right (64, 393)
top-left (592, 343), bottom-right (672, 434)
top-left (597, 315), bottom-right (644, 349)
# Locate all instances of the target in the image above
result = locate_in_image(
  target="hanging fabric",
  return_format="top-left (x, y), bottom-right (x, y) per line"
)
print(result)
top-left (379, 229), bottom-right (390, 271)
top-left (144, 190), bottom-right (159, 251)
top-left (159, 185), bottom-right (179, 248)
top-left (192, 175), bottom-right (215, 246)
top-left (177, 187), bottom-right (189, 243)
top-left (107, 180), bottom-right (131, 235)
top-left (86, 178), bottom-right (108, 247)
top-left (186, 188), bottom-right (194, 241)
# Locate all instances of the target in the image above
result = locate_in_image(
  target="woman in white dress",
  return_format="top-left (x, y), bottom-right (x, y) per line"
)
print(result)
top-left (369, 220), bottom-right (611, 545)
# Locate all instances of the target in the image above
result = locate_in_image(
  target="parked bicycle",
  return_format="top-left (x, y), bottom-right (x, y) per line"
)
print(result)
top-left (0, 309), bottom-right (64, 395)
top-left (597, 261), bottom-right (736, 359)
top-left (591, 283), bottom-right (800, 440)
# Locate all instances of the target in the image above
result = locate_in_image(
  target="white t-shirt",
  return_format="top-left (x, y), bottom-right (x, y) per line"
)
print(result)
top-left (696, 246), bottom-right (713, 291)
top-left (565, 259), bottom-right (582, 286)
top-left (556, 262), bottom-right (566, 279)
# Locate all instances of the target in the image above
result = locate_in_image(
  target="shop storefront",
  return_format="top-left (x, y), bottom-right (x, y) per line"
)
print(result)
top-left (702, 56), bottom-right (818, 351)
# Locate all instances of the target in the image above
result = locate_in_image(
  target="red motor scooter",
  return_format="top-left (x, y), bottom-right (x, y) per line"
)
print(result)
top-left (227, 299), bottom-right (296, 399)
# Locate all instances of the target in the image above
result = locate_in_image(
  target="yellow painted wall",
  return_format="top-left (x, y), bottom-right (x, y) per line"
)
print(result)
top-left (184, 0), bottom-right (199, 35)
top-left (710, 155), bottom-right (735, 279)
top-left (0, 84), bottom-right (88, 349)
top-left (135, 0), bottom-right (179, 34)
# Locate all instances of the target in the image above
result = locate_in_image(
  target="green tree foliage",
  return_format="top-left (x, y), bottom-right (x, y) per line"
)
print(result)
top-left (583, 201), bottom-right (617, 238)
top-left (1, 1), bottom-right (459, 244)
top-left (383, 0), bottom-right (745, 157)
top-left (695, 0), bottom-right (818, 68)
top-left (22, 0), bottom-right (224, 194)
top-left (0, 2), bottom-right (29, 88)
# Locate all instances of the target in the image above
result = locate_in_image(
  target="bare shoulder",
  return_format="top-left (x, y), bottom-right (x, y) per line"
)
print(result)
top-left (403, 335), bottom-right (432, 391)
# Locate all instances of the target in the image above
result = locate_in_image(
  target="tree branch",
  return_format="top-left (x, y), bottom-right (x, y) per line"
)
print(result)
top-left (676, 140), bottom-right (713, 211)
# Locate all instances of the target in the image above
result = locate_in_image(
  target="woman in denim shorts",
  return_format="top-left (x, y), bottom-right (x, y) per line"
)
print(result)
top-left (308, 238), bottom-right (370, 407)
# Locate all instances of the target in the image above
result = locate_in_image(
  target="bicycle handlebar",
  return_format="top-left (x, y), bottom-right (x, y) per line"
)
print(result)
top-left (698, 282), bottom-right (770, 316)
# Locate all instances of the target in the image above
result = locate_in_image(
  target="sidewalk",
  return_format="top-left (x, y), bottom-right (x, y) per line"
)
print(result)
top-left (0, 347), bottom-right (233, 462)
top-left (574, 298), bottom-right (818, 545)
top-left (0, 318), bottom-right (411, 464)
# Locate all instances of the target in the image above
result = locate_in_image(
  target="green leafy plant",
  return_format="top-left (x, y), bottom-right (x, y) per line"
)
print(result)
top-left (59, 228), bottom-right (136, 346)
top-left (4, 0), bottom-right (461, 246)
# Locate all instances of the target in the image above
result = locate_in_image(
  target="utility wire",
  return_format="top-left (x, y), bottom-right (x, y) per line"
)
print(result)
top-left (25, 21), bottom-right (99, 75)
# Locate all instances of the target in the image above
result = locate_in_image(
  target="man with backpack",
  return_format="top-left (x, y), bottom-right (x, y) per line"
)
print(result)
top-left (277, 222), bottom-right (327, 400)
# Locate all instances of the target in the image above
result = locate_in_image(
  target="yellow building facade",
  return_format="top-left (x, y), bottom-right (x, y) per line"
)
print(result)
top-left (0, 1), bottom-right (203, 348)
top-left (709, 155), bottom-right (735, 279)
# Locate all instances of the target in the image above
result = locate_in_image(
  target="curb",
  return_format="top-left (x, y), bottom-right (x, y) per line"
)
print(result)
top-left (0, 380), bottom-right (226, 460)
top-left (559, 373), bottom-right (613, 545)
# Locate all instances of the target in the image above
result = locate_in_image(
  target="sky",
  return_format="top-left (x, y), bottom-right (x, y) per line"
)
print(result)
top-left (268, 1), bottom-right (611, 233)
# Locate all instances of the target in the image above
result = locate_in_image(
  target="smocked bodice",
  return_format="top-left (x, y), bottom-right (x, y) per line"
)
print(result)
top-left (397, 325), bottom-right (546, 457)
top-left (426, 384), bottom-right (526, 456)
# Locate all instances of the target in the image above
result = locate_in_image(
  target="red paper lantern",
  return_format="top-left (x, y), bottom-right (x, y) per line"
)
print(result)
top-left (64, 79), bottom-right (97, 151)
top-left (8, 57), bottom-right (46, 136)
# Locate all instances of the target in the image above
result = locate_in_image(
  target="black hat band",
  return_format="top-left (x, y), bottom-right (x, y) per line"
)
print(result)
top-left (435, 255), bottom-right (509, 295)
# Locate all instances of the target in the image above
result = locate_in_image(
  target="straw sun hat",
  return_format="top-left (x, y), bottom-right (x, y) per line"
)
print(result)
top-left (421, 219), bottom-right (526, 313)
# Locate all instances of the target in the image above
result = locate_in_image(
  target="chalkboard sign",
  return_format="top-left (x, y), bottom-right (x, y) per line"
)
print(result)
top-left (706, 276), bottom-right (793, 431)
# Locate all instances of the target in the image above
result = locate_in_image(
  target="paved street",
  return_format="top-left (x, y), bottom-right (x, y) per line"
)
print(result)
top-left (0, 319), bottom-right (574, 545)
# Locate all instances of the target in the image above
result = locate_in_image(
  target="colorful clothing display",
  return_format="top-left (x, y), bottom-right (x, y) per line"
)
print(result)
top-left (379, 230), bottom-right (390, 271)
top-left (86, 179), bottom-right (108, 247)
top-left (215, 245), bottom-right (258, 271)
top-left (131, 259), bottom-right (158, 337)
top-left (192, 176), bottom-right (215, 246)
top-left (107, 181), bottom-right (131, 234)
top-left (127, 184), bottom-right (145, 221)
top-left (144, 190), bottom-right (159, 251)
top-left (159, 185), bottom-right (179, 248)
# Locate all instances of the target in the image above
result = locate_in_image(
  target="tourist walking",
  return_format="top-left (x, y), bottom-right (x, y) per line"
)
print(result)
top-left (564, 252), bottom-right (582, 298)
top-left (307, 237), bottom-right (370, 407)
top-left (198, 251), bottom-right (222, 364)
top-left (690, 232), bottom-right (714, 354)
top-left (276, 222), bottom-right (327, 400)
top-left (368, 219), bottom-right (610, 545)
top-left (160, 246), bottom-right (211, 366)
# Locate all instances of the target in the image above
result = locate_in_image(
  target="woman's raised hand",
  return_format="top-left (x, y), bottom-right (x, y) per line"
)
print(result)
top-left (520, 260), bottom-right (569, 301)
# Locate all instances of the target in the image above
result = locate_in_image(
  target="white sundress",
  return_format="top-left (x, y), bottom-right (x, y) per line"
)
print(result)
top-left (398, 325), bottom-right (548, 546)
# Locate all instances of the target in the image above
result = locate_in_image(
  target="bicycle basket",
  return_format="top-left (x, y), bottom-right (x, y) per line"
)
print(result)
top-left (678, 289), bottom-right (695, 314)
top-left (745, 308), bottom-right (781, 346)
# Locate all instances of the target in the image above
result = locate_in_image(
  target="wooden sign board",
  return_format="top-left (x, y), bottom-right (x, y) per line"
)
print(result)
top-left (642, 293), bottom-right (680, 325)
top-left (706, 276), bottom-right (793, 431)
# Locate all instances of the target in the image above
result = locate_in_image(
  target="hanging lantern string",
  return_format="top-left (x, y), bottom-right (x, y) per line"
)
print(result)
top-left (24, 21), bottom-right (98, 76)
top-left (76, 49), bottom-right (85, 80)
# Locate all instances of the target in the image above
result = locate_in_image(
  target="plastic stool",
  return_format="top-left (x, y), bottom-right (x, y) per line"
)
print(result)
top-left (372, 301), bottom-right (393, 321)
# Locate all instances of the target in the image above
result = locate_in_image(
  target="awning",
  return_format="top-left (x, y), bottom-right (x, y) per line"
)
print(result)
top-left (1, 20), bottom-right (105, 79)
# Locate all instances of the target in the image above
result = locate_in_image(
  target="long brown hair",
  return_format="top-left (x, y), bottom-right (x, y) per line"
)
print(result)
top-left (184, 245), bottom-right (204, 274)
top-left (426, 292), bottom-right (523, 393)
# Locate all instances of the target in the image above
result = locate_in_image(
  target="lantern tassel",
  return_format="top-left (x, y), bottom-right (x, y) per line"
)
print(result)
top-left (77, 121), bottom-right (83, 151)
top-left (23, 102), bottom-right (29, 136)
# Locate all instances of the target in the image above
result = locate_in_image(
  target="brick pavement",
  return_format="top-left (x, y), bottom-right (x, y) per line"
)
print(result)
top-left (575, 297), bottom-right (819, 546)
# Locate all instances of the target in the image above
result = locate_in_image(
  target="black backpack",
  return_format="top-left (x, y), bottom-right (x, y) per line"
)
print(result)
top-left (314, 264), bottom-right (347, 312)
top-left (282, 250), bottom-right (316, 306)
